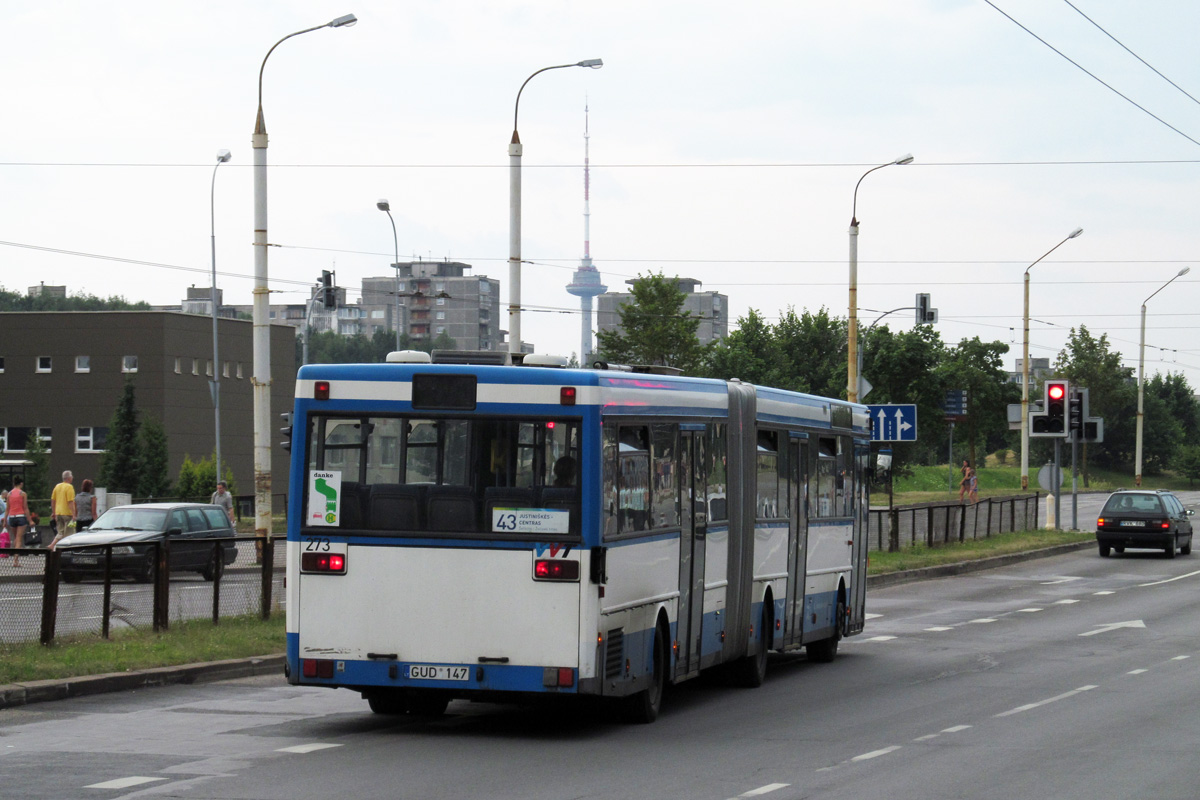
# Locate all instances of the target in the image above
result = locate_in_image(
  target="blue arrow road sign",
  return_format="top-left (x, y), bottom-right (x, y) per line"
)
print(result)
top-left (868, 404), bottom-right (918, 442)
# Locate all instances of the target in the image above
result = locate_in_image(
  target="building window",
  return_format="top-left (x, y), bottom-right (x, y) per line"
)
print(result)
top-left (480, 280), bottom-right (491, 294)
top-left (206, 360), bottom-right (213, 377)
top-left (371, 309), bottom-right (385, 319)
top-left (2, 427), bottom-right (51, 453)
top-left (223, 362), bottom-right (231, 378)
top-left (174, 357), bottom-right (182, 374)
top-left (436, 326), bottom-right (445, 335)
top-left (37, 356), bottom-right (52, 373)
top-left (122, 355), bottom-right (138, 373)
top-left (436, 311), bottom-right (446, 320)
top-left (76, 427), bottom-right (109, 453)
top-left (435, 282), bottom-right (445, 292)
top-left (0, 357), bottom-right (5, 373)
top-left (75, 355), bottom-right (91, 373)
top-left (436, 297), bottom-right (446, 306)
top-left (237, 363), bottom-right (244, 379)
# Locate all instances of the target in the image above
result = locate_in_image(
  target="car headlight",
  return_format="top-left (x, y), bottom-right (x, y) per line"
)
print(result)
top-left (112, 546), bottom-right (135, 555)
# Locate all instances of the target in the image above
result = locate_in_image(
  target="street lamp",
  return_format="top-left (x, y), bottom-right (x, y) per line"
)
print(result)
top-left (376, 199), bottom-right (401, 351)
top-left (1135, 266), bottom-right (1190, 486)
top-left (1019, 227), bottom-right (1083, 490)
top-left (251, 13), bottom-right (357, 541)
top-left (847, 153), bottom-right (912, 402)
top-left (210, 148), bottom-right (231, 486)
top-left (508, 58), bottom-right (603, 355)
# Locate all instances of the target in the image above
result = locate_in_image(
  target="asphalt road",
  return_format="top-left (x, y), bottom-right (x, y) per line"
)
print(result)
top-left (2, 543), bottom-right (1198, 799)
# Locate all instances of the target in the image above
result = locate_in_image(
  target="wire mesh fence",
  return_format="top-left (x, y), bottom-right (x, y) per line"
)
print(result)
top-left (0, 536), bottom-right (281, 646)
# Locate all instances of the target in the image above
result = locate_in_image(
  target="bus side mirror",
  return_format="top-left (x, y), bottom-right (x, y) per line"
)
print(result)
top-left (589, 546), bottom-right (607, 584)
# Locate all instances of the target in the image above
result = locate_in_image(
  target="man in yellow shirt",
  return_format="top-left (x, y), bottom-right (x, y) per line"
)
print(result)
top-left (49, 470), bottom-right (76, 550)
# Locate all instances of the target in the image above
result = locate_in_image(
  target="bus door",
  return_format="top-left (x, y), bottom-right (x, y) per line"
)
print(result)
top-left (847, 441), bottom-right (871, 635)
top-left (675, 426), bottom-right (707, 679)
top-left (785, 435), bottom-right (809, 647)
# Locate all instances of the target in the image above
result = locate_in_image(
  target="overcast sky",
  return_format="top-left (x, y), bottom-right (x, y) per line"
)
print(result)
top-left (3, 0), bottom-right (1198, 389)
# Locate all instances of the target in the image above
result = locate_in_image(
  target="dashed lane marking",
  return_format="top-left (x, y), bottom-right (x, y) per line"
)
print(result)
top-left (994, 685), bottom-right (1097, 718)
top-left (1017, 608), bottom-right (1043, 613)
top-left (1128, 669), bottom-right (1148, 675)
top-left (1140, 569), bottom-right (1200, 587)
top-left (1093, 591), bottom-right (1115, 595)
top-left (852, 746), bottom-right (902, 762)
top-left (84, 777), bottom-right (166, 790)
top-left (741, 784), bottom-right (790, 797)
top-left (1172, 655), bottom-right (1190, 661)
top-left (865, 613), bottom-right (883, 620)
top-left (925, 626), bottom-right (953, 632)
top-left (276, 743), bottom-right (343, 754)
top-left (968, 618), bottom-right (997, 624)
top-left (1054, 599), bottom-right (1080, 605)
top-left (862, 635), bottom-right (897, 642)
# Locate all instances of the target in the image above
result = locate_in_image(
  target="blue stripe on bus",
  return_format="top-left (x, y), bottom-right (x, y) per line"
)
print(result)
top-left (292, 657), bottom-right (578, 694)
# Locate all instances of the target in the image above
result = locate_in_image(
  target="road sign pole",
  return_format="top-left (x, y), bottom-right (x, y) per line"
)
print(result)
top-left (948, 421), bottom-right (955, 493)
top-left (1071, 429), bottom-right (1079, 531)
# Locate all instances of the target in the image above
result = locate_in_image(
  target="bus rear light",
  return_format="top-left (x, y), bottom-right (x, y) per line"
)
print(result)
top-left (302, 659), bottom-right (335, 679)
top-left (314, 381), bottom-right (330, 400)
top-left (301, 552), bottom-right (346, 573)
top-left (560, 387), bottom-right (576, 406)
top-left (534, 559), bottom-right (579, 581)
top-left (542, 667), bottom-right (576, 688)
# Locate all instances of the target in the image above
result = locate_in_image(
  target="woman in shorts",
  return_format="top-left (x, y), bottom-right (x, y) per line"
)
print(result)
top-left (6, 477), bottom-right (29, 567)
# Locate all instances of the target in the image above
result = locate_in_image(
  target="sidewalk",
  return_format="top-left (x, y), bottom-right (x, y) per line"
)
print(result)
top-left (0, 538), bottom-right (1097, 711)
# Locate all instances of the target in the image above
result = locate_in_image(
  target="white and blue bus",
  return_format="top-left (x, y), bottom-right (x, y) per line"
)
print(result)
top-left (285, 352), bottom-right (871, 722)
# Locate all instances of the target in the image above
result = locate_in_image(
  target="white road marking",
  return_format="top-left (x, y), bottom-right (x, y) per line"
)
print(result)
top-left (1140, 569), bottom-right (1200, 587)
top-left (1054, 599), bottom-right (1080, 605)
top-left (942, 725), bottom-right (972, 733)
top-left (1080, 620), bottom-right (1146, 637)
top-left (852, 746), bottom-right (902, 761)
top-left (1041, 577), bottom-right (1081, 585)
top-left (85, 777), bottom-right (166, 790)
top-left (741, 784), bottom-right (790, 797)
top-left (968, 618), bottom-right (997, 624)
top-left (925, 626), bottom-right (953, 632)
top-left (276, 743), bottom-right (343, 754)
top-left (863, 635), bottom-right (897, 641)
top-left (1171, 655), bottom-right (1190, 661)
top-left (1017, 608), bottom-right (1043, 613)
top-left (1128, 669), bottom-right (1148, 675)
top-left (995, 685), bottom-right (1097, 718)
top-left (913, 734), bottom-right (939, 741)
top-left (1093, 591), bottom-right (1115, 595)
top-left (865, 613), bottom-right (883, 620)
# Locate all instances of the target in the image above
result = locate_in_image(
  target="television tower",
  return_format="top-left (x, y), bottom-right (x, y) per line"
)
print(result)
top-left (566, 104), bottom-right (606, 365)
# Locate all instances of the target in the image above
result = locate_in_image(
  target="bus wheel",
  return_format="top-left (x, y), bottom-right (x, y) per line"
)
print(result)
top-left (406, 691), bottom-right (450, 718)
top-left (622, 623), bottom-right (666, 724)
top-left (807, 598), bottom-right (844, 663)
top-left (366, 691), bottom-right (406, 715)
top-left (731, 602), bottom-right (771, 688)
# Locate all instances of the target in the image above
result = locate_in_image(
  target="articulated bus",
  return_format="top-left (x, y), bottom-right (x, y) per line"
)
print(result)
top-left (285, 352), bottom-right (871, 722)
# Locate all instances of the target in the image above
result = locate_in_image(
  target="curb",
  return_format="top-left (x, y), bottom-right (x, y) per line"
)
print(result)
top-left (0, 654), bottom-right (285, 710)
top-left (866, 539), bottom-right (1096, 589)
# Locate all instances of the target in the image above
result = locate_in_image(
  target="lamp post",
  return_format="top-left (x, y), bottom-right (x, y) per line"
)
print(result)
top-left (376, 199), bottom-right (401, 351)
top-left (251, 13), bottom-right (356, 541)
top-left (508, 58), bottom-right (603, 355)
top-left (210, 148), bottom-right (231, 486)
top-left (847, 154), bottom-right (912, 403)
top-left (1135, 266), bottom-right (1190, 486)
top-left (1019, 227), bottom-right (1083, 490)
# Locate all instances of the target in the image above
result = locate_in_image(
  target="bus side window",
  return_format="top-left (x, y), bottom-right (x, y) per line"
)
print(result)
top-left (602, 426), bottom-right (618, 537)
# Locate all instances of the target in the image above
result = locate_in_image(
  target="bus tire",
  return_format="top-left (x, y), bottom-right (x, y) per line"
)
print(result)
top-left (366, 691), bottom-right (407, 715)
top-left (731, 600), bottom-right (771, 688)
top-left (622, 622), bottom-right (667, 724)
top-left (807, 596), bottom-right (844, 664)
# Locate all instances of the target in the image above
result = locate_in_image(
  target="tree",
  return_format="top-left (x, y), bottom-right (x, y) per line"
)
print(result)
top-left (705, 309), bottom-right (792, 389)
top-left (22, 433), bottom-right (52, 507)
top-left (99, 378), bottom-right (142, 493)
top-left (1175, 445), bottom-right (1200, 487)
top-left (1053, 326), bottom-right (1135, 474)
top-left (773, 307), bottom-right (848, 398)
top-left (595, 273), bottom-right (709, 373)
top-left (936, 337), bottom-right (1015, 468)
top-left (138, 415), bottom-right (172, 498)
top-left (175, 453), bottom-right (233, 501)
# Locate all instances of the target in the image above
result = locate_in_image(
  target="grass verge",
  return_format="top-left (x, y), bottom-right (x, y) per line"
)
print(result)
top-left (868, 528), bottom-right (1094, 575)
top-left (0, 614), bottom-right (284, 686)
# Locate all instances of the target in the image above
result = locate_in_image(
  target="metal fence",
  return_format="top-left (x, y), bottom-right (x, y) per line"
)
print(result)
top-left (0, 536), bottom-right (284, 646)
top-left (866, 494), bottom-right (1042, 552)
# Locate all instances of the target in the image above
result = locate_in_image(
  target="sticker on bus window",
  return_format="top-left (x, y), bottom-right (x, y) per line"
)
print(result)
top-left (492, 507), bottom-right (570, 535)
top-left (308, 470), bottom-right (342, 526)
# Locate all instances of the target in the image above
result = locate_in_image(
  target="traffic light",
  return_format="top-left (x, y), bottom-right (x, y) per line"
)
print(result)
top-left (280, 412), bottom-right (293, 452)
top-left (1068, 388), bottom-right (1083, 434)
top-left (320, 270), bottom-right (336, 309)
top-left (915, 293), bottom-right (938, 325)
top-left (1044, 380), bottom-right (1067, 433)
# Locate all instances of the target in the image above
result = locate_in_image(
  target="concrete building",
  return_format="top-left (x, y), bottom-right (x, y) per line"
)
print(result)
top-left (0, 312), bottom-right (295, 500)
top-left (1008, 357), bottom-right (1052, 390)
top-left (358, 261), bottom-right (502, 351)
top-left (596, 277), bottom-right (728, 346)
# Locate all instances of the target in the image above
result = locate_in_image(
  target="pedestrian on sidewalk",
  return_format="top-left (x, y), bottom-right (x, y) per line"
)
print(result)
top-left (210, 481), bottom-right (234, 523)
top-left (75, 479), bottom-right (97, 531)
top-left (7, 477), bottom-right (29, 567)
top-left (49, 470), bottom-right (77, 550)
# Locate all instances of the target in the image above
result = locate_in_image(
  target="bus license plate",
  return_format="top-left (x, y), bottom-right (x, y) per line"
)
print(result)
top-left (408, 665), bottom-right (470, 681)
top-left (1120, 520), bottom-right (1145, 527)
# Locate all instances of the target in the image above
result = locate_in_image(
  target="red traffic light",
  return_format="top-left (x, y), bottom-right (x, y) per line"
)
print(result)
top-left (1047, 384), bottom-right (1066, 401)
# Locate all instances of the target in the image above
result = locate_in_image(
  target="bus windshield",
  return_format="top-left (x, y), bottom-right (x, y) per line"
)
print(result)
top-left (303, 414), bottom-right (580, 537)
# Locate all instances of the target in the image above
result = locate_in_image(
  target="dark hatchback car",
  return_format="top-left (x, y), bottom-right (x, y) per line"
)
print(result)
top-left (57, 503), bottom-right (238, 582)
top-left (1096, 490), bottom-right (1193, 559)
